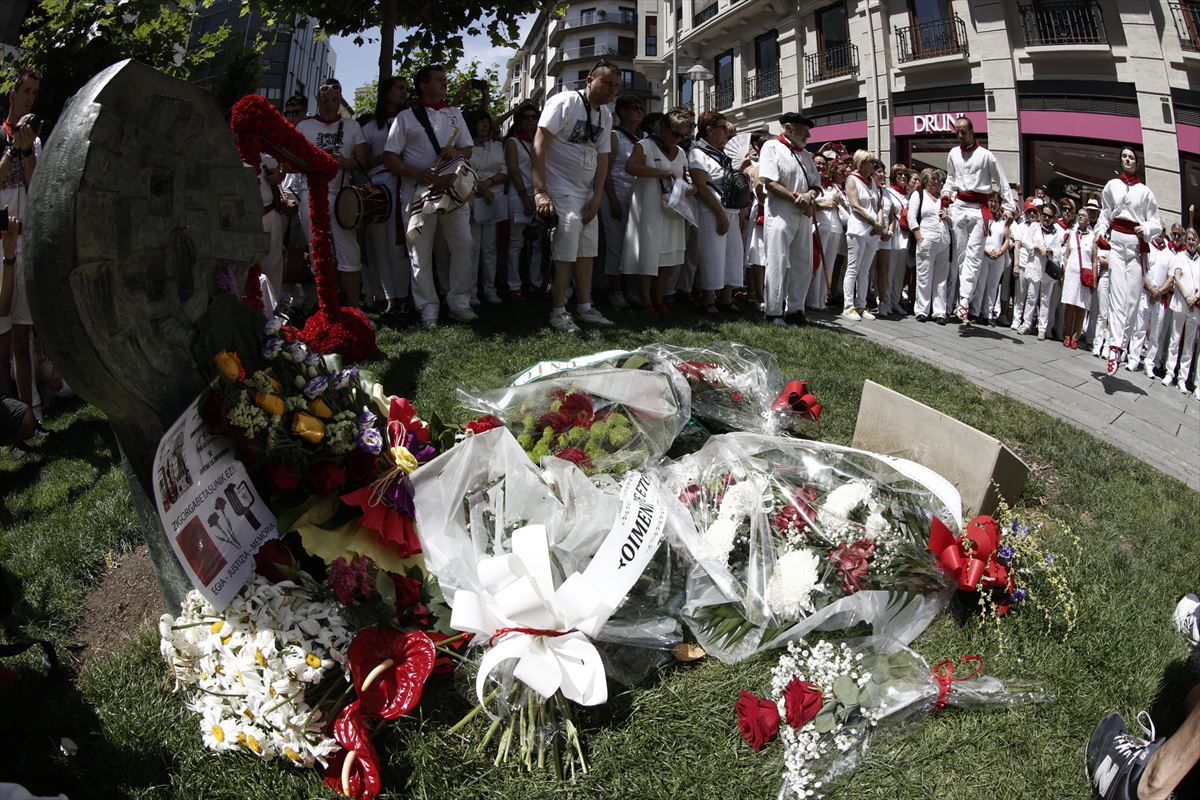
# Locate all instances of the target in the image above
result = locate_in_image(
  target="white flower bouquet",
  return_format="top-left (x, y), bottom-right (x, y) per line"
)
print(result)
top-left (658, 433), bottom-right (960, 663)
top-left (159, 573), bottom-right (353, 767)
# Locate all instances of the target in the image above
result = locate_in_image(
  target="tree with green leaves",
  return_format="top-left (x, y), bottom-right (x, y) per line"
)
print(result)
top-left (5, 0), bottom-right (228, 128)
top-left (351, 60), bottom-right (507, 127)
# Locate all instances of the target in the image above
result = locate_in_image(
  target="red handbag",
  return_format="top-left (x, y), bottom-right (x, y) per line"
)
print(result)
top-left (1080, 267), bottom-right (1096, 288)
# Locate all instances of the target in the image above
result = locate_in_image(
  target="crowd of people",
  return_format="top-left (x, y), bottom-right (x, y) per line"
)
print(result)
top-left (247, 61), bottom-right (1199, 401)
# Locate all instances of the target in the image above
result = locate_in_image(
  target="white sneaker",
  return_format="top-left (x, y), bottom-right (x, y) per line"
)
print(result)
top-left (859, 308), bottom-right (876, 320)
top-left (841, 308), bottom-right (862, 321)
top-left (420, 317), bottom-right (438, 331)
top-left (469, 295), bottom-right (481, 307)
top-left (1180, 384), bottom-right (1191, 396)
top-left (575, 307), bottom-right (614, 327)
top-left (449, 306), bottom-right (479, 323)
top-left (1163, 377), bottom-right (1175, 388)
top-left (549, 313), bottom-right (581, 333)
top-left (484, 289), bottom-right (502, 305)
top-left (609, 292), bottom-right (629, 309)
top-left (1018, 325), bottom-right (1030, 335)
top-left (770, 316), bottom-right (788, 327)
top-left (1175, 594), bottom-right (1199, 647)
top-left (1037, 331), bottom-right (1046, 341)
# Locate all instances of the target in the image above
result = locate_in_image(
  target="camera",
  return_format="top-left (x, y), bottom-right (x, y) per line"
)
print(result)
top-left (468, 78), bottom-right (489, 91)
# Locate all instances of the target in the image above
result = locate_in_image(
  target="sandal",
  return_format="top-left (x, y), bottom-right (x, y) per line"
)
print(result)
top-left (702, 304), bottom-right (720, 315)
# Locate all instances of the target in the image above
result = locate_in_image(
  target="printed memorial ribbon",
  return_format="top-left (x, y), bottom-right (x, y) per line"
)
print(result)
top-left (450, 472), bottom-right (669, 708)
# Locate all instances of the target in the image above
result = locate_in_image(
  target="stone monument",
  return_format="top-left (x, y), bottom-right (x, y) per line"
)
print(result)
top-left (23, 60), bottom-right (266, 610)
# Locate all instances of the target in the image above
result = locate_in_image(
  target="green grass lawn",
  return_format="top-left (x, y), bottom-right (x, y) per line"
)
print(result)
top-left (1, 304), bottom-right (1195, 799)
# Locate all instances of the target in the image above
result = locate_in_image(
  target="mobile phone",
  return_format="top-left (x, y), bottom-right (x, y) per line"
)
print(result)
top-left (469, 79), bottom-right (488, 91)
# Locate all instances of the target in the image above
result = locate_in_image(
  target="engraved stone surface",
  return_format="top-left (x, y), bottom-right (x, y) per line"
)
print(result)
top-left (24, 59), bottom-right (266, 610)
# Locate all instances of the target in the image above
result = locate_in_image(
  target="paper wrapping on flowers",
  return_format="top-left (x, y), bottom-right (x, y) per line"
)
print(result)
top-left (410, 427), bottom-right (718, 714)
top-left (457, 356), bottom-right (691, 476)
top-left (747, 638), bottom-right (1053, 800)
top-left (657, 432), bottom-right (962, 663)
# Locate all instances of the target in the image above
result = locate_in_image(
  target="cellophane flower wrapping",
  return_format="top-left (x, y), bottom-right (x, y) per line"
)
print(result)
top-left (639, 342), bottom-right (791, 435)
top-left (760, 638), bottom-right (1053, 800)
top-left (409, 426), bottom-right (719, 717)
top-left (456, 352), bottom-right (691, 476)
top-left (657, 432), bottom-right (960, 663)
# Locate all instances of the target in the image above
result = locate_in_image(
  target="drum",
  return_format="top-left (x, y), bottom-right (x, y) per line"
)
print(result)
top-left (335, 183), bottom-right (392, 229)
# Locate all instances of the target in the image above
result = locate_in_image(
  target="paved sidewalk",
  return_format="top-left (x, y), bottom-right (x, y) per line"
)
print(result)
top-left (815, 311), bottom-right (1200, 491)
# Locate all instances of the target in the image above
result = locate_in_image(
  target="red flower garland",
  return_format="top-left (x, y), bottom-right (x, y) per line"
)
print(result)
top-left (229, 94), bottom-right (378, 362)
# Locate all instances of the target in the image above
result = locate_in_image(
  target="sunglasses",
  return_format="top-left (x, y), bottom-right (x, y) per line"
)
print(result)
top-left (319, 83), bottom-right (341, 93)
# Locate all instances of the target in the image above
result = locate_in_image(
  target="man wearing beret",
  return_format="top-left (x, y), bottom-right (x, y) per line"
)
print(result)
top-left (758, 111), bottom-right (821, 326)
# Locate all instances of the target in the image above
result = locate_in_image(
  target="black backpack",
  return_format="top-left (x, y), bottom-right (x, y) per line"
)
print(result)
top-left (697, 141), bottom-right (752, 210)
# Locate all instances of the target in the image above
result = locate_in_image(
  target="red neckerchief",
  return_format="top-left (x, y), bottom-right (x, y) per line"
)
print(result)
top-left (776, 133), bottom-right (804, 153)
top-left (1119, 172), bottom-right (1141, 186)
top-left (1152, 239), bottom-right (1167, 251)
top-left (313, 113), bottom-right (341, 125)
top-left (419, 99), bottom-right (450, 110)
top-left (959, 140), bottom-right (978, 157)
top-left (889, 183), bottom-right (905, 194)
top-left (821, 178), bottom-right (832, 189)
top-left (1056, 220), bottom-right (1069, 230)
top-left (1, 119), bottom-right (14, 141)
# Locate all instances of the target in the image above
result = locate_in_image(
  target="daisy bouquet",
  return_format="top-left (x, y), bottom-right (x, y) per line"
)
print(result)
top-left (410, 426), bottom-right (715, 776)
top-left (736, 638), bottom-right (1052, 799)
top-left (457, 352), bottom-right (691, 476)
top-left (659, 433), bottom-right (957, 663)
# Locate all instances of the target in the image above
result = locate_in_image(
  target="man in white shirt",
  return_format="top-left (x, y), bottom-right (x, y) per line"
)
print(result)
top-left (759, 111), bottom-right (821, 326)
top-left (942, 116), bottom-right (1015, 326)
top-left (383, 66), bottom-right (473, 329)
top-left (295, 78), bottom-right (371, 308)
top-left (256, 153), bottom-right (286, 313)
top-left (1126, 223), bottom-right (1173, 377)
top-left (532, 61), bottom-right (621, 333)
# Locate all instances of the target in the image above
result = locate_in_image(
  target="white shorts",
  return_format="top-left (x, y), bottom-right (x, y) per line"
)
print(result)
top-left (549, 193), bottom-right (599, 263)
top-left (8, 242), bottom-right (30, 326)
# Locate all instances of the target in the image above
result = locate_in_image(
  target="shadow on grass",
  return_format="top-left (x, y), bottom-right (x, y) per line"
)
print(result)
top-left (1146, 655), bottom-right (1200, 797)
top-left (1092, 372), bottom-right (1150, 397)
top-left (377, 349), bottom-right (431, 400)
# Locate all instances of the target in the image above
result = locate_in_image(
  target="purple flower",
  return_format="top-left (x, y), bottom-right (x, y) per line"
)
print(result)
top-left (1010, 587), bottom-right (1027, 603)
top-left (383, 476), bottom-right (415, 516)
top-left (356, 409), bottom-right (377, 429)
top-left (1045, 553), bottom-right (1055, 566)
top-left (261, 336), bottom-right (283, 359)
top-left (303, 350), bottom-right (322, 368)
top-left (334, 367), bottom-right (358, 390)
top-left (303, 375), bottom-right (328, 399)
top-left (1017, 523), bottom-right (1030, 539)
top-left (262, 317), bottom-right (282, 336)
top-left (404, 430), bottom-right (437, 463)
top-left (286, 342), bottom-right (306, 363)
top-left (357, 427), bottom-right (383, 454)
top-left (996, 545), bottom-right (1014, 564)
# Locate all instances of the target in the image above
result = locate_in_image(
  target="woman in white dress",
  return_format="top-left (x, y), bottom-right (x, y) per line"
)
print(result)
top-left (807, 158), bottom-right (846, 312)
top-left (690, 112), bottom-right (744, 315)
top-left (1095, 147), bottom-right (1162, 375)
top-left (467, 111), bottom-right (507, 305)
top-left (362, 77), bottom-right (409, 316)
top-left (843, 149), bottom-right (884, 319)
top-left (743, 132), bottom-right (770, 311)
top-left (1059, 206), bottom-right (1096, 349)
top-left (908, 168), bottom-right (951, 322)
top-left (503, 103), bottom-right (541, 300)
top-left (622, 107), bottom-right (693, 316)
top-left (881, 163), bottom-right (911, 316)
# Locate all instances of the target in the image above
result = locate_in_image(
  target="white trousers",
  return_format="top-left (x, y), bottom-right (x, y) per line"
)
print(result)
top-left (302, 191), bottom-right (362, 272)
top-left (1019, 273), bottom-right (1055, 332)
top-left (505, 222), bottom-right (543, 292)
top-left (404, 202), bottom-right (473, 320)
top-left (807, 222), bottom-right (842, 309)
top-left (471, 220), bottom-right (499, 297)
top-left (844, 231), bottom-right (879, 311)
top-left (600, 191), bottom-right (632, 277)
top-left (1105, 231), bottom-right (1145, 354)
top-left (764, 213), bottom-right (812, 317)
top-left (951, 203), bottom-right (986, 311)
top-left (261, 210), bottom-right (285, 302)
top-left (1163, 310), bottom-right (1198, 386)
top-left (885, 248), bottom-right (908, 309)
top-left (697, 209), bottom-right (745, 292)
top-left (914, 235), bottom-right (950, 318)
top-left (1127, 296), bottom-right (1171, 371)
top-left (365, 214), bottom-right (410, 302)
top-left (974, 254), bottom-right (1006, 319)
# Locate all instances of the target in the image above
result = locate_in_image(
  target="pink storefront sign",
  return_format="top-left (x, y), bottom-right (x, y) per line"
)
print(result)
top-left (892, 110), bottom-right (988, 136)
top-left (807, 120), bottom-right (868, 142)
top-left (1177, 123), bottom-right (1200, 155)
top-left (1019, 110), bottom-right (1142, 142)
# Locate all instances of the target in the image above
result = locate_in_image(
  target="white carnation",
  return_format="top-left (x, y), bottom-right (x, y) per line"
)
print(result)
top-left (767, 548), bottom-right (821, 619)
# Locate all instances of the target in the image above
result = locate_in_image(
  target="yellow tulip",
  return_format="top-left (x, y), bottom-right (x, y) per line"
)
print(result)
top-left (292, 412), bottom-right (325, 444)
top-left (255, 392), bottom-right (285, 417)
top-left (307, 398), bottom-right (333, 419)
top-left (213, 351), bottom-right (243, 382)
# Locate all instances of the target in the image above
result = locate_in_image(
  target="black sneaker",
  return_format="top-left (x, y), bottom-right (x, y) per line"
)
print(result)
top-left (916, 314), bottom-right (928, 323)
top-left (1085, 711), bottom-right (1164, 800)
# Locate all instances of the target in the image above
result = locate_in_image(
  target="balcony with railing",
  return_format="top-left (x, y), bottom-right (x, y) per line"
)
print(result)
top-left (554, 74), bottom-right (657, 97)
top-left (1019, 1), bottom-right (1106, 47)
top-left (548, 43), bottom-right (619, 73)
top-left (743, 68), bottom-right (780, 101)
top-left (550, 10), bottom-right (638, 43)
top-left (704, 83), bottom-right (734, 110)
top-left (895, 15), bottom-right (968, 63)
top-left (804, 43), bottom-right (859, 84)
top-left (693, 1), bottom-right (718, 26)
top-left (1171, 1), bottom-right (1200, 53)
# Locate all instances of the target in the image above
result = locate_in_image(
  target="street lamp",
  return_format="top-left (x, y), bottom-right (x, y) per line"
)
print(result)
top-left (682, 61), bottom-right (713, 110)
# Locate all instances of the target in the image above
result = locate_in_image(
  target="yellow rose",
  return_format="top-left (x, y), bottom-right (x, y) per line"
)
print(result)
top-left (292, 412), bottom-right (325, 444)
top-left (307, 398), bottom-right (333, 419)
top-left (213, 351), bottom-right (243, 382)
top-left (389, 445), bottom-right (419, 474)
top-left (255, 391), bottom-right (285, 417)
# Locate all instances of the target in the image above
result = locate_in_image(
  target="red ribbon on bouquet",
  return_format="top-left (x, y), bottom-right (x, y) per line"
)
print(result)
top-left (928, 515), bottom-right (1016, 613)
top-left (772, 380), bottom-right (823, 422)
top-left (930, 655), bottom-right (985, 712)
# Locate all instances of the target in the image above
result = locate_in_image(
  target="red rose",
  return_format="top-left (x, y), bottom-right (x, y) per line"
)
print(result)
top-left (782, 678), bottom-right (823, 729)
top-left (830, 538), bottom-right (877, 593)
top-left (559, 392), bottom-right (595, 427)
top-left (735, 689), bottom-right (779, 751)
top-left (391, 574), bottom-right (423, 613)
top-left (534, 411), bottom-right (570, 434)
top-left (264, 463), bottom-right (301, 495)
top-left (465, 415), bottom-right (504, 435)
top-left (555, 447), bottom-right (593, 469)
top-left (345, 449), bottom-right (379, 483)
top-left (306, 461), bottom-right (346, 496)
top-left (253, 539), bottom-right (297, 583)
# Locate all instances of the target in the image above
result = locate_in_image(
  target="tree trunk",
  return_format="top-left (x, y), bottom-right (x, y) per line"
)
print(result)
top-left (378, 0), bottom-right (396, 82)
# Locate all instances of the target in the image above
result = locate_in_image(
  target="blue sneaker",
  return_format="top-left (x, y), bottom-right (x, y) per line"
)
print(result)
top-left (1085, 711), bottom-right (1164, 800)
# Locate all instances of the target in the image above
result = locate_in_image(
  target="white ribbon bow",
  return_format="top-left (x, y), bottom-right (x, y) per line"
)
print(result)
top-left (450, 524), bottom-right (613, 707)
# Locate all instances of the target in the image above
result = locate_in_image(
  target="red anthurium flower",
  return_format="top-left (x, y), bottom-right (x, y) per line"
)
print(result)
top-left (735, 689), bottom-right (780, 751)
top-left (347, 626), bottom-right (436, 720)
top-left (559, 392), bottom-right (595, 427)
top-left (782, 678), bottom-right (823, 729)
top-left (323, 701), bottom-right (382, 800)
top-left (429, 631), bottom-right (472, 675)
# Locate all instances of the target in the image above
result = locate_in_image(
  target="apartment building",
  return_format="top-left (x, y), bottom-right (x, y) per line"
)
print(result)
top-left (507, 0), bottom-right (1200, 218)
